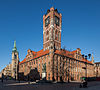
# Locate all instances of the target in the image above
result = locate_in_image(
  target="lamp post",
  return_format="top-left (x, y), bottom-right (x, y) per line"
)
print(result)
top-left (68, 69), bottom-right (70, 83)
top-left (68, 58), bottom-right (70, 83)
top-left (82, 54), bottom-right (91, 80)
top-left (28, 66), bottom-right (32, 82)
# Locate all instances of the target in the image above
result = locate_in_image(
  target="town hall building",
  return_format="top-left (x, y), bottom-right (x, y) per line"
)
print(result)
top-left (19, 7), bottom-right (95, 82)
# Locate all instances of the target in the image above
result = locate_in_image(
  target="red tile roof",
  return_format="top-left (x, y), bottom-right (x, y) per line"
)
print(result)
top-left (19, 58), bottom-right (26, 64)
top-left (19, 49), bottom-right (49, 64)
top-left (71, 50), bottom-right (77, 54)
top-left (55, 49), bottom-right (92, 64)
top-left (32, 51), bottom-right (36, 55)
top-left (20, 49), bottom-right (92, 64)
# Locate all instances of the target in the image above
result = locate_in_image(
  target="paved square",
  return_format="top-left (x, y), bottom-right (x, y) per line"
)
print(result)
top-left (0, 80), bottom-right (100, 90)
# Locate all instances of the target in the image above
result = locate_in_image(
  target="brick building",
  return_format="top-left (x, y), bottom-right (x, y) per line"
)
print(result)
top-left (19, 7), bottom-right (95, 82)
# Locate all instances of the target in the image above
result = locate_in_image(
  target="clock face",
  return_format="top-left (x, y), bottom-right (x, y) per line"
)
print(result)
top-left (55, 16), bottom-right (60, 26)
top-left (45, 16), bottom-right (50, 27)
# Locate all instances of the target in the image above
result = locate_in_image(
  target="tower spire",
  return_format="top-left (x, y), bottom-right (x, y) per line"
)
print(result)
top-left (14, 40), bottom-right (16, 48)
top-left (12, 40), bottom-right (17, 52)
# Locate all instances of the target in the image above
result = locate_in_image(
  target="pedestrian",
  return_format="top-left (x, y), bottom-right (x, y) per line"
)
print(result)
top-left (6, 76), bottom-right (7, 81)
top-left (1, 78), bottom-right (3, 83)
top-left (1, 73), bottom-right (4, 83)
top-left (79, 79), bottom-right (83, 88)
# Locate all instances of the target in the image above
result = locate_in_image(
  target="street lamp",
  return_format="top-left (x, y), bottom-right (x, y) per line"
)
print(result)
top-left (28, 66), bottom-right (32, 82)
top-left (68, 69), bottom-right (70, 83)
top-left (68, 58), bottom-right (70, 83)
top-left (82, 54), bottom-right (91, 80)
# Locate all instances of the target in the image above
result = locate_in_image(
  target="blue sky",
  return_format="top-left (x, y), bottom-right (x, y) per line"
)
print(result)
top-left (0, 0), bottom-right (100, 72)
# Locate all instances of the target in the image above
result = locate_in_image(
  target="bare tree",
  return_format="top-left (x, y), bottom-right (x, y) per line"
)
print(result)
top-left (46, 46), bottom-right (77, 82)
top-left (56, 47), bottom-right (76, 82)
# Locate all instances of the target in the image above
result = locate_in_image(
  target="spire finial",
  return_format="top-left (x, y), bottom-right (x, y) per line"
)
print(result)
top-left (14, 40), bottom-right (16, 48)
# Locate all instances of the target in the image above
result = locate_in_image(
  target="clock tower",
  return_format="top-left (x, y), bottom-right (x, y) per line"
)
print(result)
top-left (43, 7), bottom-right (62, 51)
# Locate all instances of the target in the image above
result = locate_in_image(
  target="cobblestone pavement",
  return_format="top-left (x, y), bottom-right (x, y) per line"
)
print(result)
top-left (0, 80), bottom-right (100, 90)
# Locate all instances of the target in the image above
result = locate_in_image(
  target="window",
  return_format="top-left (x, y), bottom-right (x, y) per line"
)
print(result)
top-left (78, 56), bottom-right (80, 59)
top-left (48, 62), bottom-right (50, 65)
top-left (45, 16), bottom-right (50, 27)
top-left (30, 62), bottom-right (31, 65)
top-left (14, 55), bottom-right (17, 59)
top-left (58, 32), bottom-right (60, 41)
top-left (48, 77), bottom-right (50, 80)
top-left (76, 55), bottom-right (77, 59)
top-left (55, 16), bottom-right (60, 26)
top-left (32, 62), bottom-right (33, 65)
top-left (48, 73), bottom-right (50, 80)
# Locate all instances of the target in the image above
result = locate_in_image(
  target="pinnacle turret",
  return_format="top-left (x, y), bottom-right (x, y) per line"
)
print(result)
top-left (91, 53), bottom-right (94, 63)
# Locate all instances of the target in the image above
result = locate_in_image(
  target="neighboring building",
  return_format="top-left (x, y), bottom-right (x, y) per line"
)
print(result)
top-left (94, 62), bottom-right (100, 77)
top-left (1, 41), bottom-right (19, 80)
top-left (19, 7), bottom-right (95, 82)
top-left (1, 64), bottom-right (12, 79)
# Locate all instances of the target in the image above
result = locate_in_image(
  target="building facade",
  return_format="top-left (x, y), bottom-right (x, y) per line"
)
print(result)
top-left (19, 7), bottom-right (95, 82)
top-left (94, 62), bottom-right (100, 77)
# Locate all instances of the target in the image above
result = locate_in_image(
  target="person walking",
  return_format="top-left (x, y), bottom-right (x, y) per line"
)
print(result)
top-left (1, 73), bottom-right (4, 83)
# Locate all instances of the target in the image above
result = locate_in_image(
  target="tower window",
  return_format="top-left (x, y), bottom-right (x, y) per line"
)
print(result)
top-left (55, 16), bottom-right (60, 26)
top-left (45, 16), bottom-right (50, 27)
top-left (14, 55), bottom-right (17, 59)
top-left (58, 32), bottom-right (60, 41)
